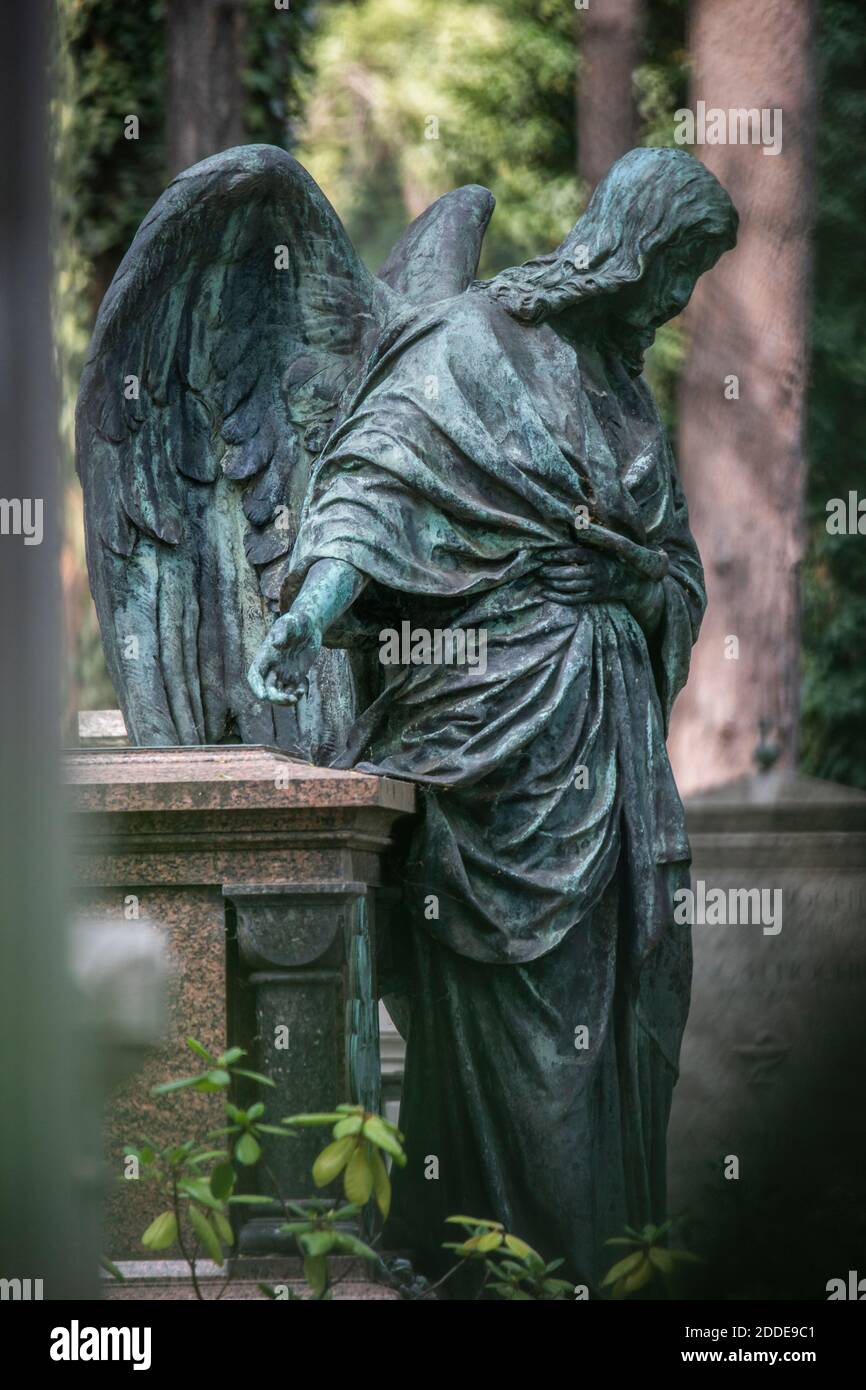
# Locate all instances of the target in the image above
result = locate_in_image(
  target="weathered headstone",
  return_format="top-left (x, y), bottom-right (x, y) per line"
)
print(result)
top-left (669, 771), bottom-right (866, 1299)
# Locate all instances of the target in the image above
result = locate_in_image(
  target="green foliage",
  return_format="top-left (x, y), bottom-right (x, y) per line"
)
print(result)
top-left (801, 0), bottom-right (866, 788)
top-left (298, 0), bottom-right (580, 275)
top-left (635, 0), bottom-right (689, 151)
top-left (125, 1038), bottom-right (289, 1289)
top-left (54, 1), bottom-right (166, 277)
top-left (272, 1199), bottom-right (379, 1300)
top-left (442, 1216), bottom-right (572, 1300)
top-left (601, 1220), bottom-right (700, 1299)
top-left (243, 0), bottom-right (314, 145)
top-left (285, 1104), bottom-right (407, 1219)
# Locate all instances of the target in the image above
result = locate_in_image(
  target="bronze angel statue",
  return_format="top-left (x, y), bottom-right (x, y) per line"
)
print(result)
top-left (78, 144), bottom-right (737, 1292)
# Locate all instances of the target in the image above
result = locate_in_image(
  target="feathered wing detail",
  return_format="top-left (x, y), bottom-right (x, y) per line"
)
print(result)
top-left (77, 147), bottom-right (496, 755)
top-left (77, 144), bottom-right (398, 752)
top-left (377, 185), bottom-right (495, 303)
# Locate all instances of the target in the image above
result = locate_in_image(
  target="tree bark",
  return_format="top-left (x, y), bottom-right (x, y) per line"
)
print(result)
top-left (576, 0), bottom-right (643, 190)
top-left (668, 0), bottom-right (817, 793)
top-left (165, 0), bottom-right (247, 175)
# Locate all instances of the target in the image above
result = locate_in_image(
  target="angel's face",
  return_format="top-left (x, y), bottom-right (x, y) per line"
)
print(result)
top-left (610, 235), bottom-right (723, 333)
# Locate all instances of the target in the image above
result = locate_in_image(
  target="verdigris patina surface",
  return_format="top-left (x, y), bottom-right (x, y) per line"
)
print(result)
top-left (248, 146), bottom-right (737, 1290)
top-left (79, 143), bottom-right (737, 1292)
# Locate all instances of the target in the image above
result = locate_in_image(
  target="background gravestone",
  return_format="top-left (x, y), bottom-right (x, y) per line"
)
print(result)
top-left (668, 770), bottom-right (866, 1299)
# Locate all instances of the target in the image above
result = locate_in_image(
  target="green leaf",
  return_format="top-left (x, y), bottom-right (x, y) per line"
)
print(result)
top-left (648, 1247), bottom-right (675, 1274)
top-left (444, 1215), bottom-right (504, 1230)
top-left (211, 1211), bottom-right (234, 1247)
top-left (235, 1133), bottom-right (262, 1166)
top-left (343, 1144), bottom-right (374, 1205)
top-left (189, 1202), bottom-right (224, 1266)
top-left (299, 1231), bottom-right (337, 1258)
top-left (543, 1278), bottom-right (574, 1296)
top-left (186, 1038), bottom-right (215, 1064)
top-left (150, 1076), bottom-right (202, 1096)
top-left (178, 1179), bottom-right (223, 1211)
top-left (312, 1137), bottom-right (355, 1188)
top-left (335, 1104), bottom-right (364, 1114)
top-left (283, 1113), bottom-right (345, 1127)
top-left (329, 1234), bottom-right (378, 1260)
top-left (333, 1115), bottom-right (364, 1139)
top-left (209, 1163), bottom-right (235, 1201)
top-left (232, 1068), bottom-right (275, 1087)
top-left (370, 1146), bottom-right (391, 1220)
top-left (601, 1251), bottom-right (644, 1287)
top-left (187, 1150), bottom-right (228, 1166)
top-left (141, 1211), bottom-right (178, 1251)
top-left (503, 1234), bottom-right (536, 1260)
top-left (619, 1259), bottom-right (652, 1295)
top-left (247, 1102), bottom-right (265, 1121)
top-left (218, 1046), bottom-right (245, 1066)
top-left (361, 1116), bottom-right (406, 1165)
top-left (303, 1253), bottom-right (327, 1296)
top-left (332, 1203), bottom-right (363, 1221)
top-left (448, 1235), bottom-right (487, 1259)
top-left (99, 1255), bottom-right (125, 1281)
top-left (205, 1069), bottom-right (231, 1088)
top-left (227, 1194), bottom-right (275, 1205)
top-left (255, 1124), bottom-right (295, 1137)
top-left (476, 1231), bottom-right (503, 1253)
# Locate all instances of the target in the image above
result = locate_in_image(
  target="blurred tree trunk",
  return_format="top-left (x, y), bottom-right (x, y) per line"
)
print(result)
top-left (576, 0), bottom-right (643, 189)
top-left (668, 0), bottom-right (817, 793)
top-left (166, 0), bottom-right (247, 175)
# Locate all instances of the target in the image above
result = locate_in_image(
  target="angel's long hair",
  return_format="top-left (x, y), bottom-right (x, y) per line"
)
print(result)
top-left (481, 147), bottom-right (738, 372)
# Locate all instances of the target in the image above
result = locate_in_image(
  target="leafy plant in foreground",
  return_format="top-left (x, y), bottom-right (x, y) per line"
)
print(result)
top-left (442, 1216), bottom-right (572, 1301)
top-left (601, 1220), bottom-right (700, 1298)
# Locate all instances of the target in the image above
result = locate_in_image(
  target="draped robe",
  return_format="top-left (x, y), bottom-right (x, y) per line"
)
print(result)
top-left (282, 287), bottom-right (706, 1290)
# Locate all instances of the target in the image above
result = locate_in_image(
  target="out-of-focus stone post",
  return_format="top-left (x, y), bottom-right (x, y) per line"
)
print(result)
top-left (0, 0), bottom-right (99, 1299)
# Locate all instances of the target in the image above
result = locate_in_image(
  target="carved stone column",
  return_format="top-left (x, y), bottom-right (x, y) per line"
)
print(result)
top-left (225, 881), bottom-right (382, 1252)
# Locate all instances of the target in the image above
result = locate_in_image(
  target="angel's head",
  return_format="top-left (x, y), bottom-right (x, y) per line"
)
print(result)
top-left (485, 147), bottom-right (738, 373)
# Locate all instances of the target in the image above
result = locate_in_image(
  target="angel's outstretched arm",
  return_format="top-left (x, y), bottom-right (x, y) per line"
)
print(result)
top-left (248, 559), bottom-right (368, 706)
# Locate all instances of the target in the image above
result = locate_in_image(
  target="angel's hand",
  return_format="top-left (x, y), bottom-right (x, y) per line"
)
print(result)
top-left (248, 610), bottom-right (322, 706)
top-left (537, 547), bottom-right (663, 629)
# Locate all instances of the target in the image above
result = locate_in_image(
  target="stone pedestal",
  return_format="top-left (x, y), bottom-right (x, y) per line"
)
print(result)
top-left (64, 746), bottom-right (414, 1260)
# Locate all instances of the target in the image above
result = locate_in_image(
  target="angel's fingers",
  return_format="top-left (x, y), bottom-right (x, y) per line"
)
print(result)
top-left (248, 657), bottom-right (270, 701)
top-left (539, 558), bottom-right (597, 575)
top-left (263, 675), bottom-right (299, 706)
top-left (541, 580), bottom-right (599, 596)
top-left (540, 588), bottom-right (597, 604)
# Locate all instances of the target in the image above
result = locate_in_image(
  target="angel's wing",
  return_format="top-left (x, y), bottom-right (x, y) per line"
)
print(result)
top-left (377, 184), bottom-right (494, 302)
top-left (77, 145), bottom-right (399, 752)
top-left (77, 144), bottom-right (494, 754)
